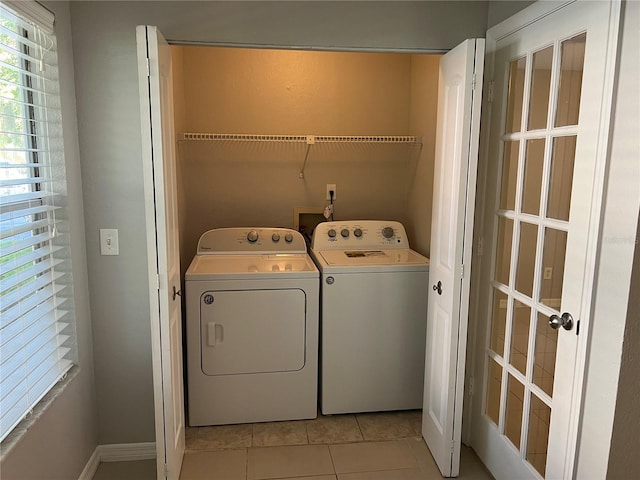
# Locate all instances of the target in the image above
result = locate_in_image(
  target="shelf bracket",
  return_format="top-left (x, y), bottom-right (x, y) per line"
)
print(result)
top-left (299, 135), bottom-right (315, 179)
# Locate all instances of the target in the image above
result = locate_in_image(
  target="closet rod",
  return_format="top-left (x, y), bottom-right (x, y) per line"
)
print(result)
top-left (179, 133), bottom-right (422, 144)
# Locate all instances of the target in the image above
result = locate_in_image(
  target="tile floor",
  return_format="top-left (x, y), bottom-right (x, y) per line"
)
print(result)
top-left (92, 411), bottom-right (495, 480)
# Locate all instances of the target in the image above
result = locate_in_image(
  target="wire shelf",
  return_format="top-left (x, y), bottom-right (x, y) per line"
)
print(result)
top-left (178, 133), bottom-right (423, 179)
top-left (179, 133), bottom-right (422, 144)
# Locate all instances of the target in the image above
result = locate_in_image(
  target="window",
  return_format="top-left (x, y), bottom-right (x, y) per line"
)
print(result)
top-left (1, 1), bottom-right (76, 442)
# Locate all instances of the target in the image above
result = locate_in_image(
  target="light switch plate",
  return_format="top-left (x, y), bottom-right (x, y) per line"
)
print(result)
top-left (100, 228), bottom-right (119, 255)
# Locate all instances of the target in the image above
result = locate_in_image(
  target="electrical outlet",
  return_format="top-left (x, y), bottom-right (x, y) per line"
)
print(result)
top-left (544, 267), bottom-right (553, 280)
top-left (100, 228), bottom-right (119, 255)
top-left (326, 184), bottom-right (336, 200)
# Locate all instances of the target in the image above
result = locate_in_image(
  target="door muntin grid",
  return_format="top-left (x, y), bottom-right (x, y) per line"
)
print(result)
top-left (485, 32), bottom-right (586, 478)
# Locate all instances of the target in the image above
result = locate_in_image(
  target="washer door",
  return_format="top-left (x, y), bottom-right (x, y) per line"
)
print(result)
top-left (200, 289), bottom-right (306, 376)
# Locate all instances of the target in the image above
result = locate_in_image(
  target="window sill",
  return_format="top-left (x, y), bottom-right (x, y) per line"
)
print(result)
top-left (0, 365), bottom-right (80, 461)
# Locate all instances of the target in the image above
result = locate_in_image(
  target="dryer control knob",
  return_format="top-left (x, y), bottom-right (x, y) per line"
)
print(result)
top-left (382, 226), bottom-right (395, 239)
top-left (328, 229), bottom-right (337, 238)
top-left (341, 228), bottom-right (350, 238)
top-left (247, 230), bottom-right (259, 243)
top-left (272, 233), bottom-right (281, 242)
top-left (284, 233), bottom-right (294, 243)
top-left (354, 228), bottom-right (363, 238)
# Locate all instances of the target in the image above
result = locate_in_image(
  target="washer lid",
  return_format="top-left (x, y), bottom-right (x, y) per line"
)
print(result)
top-left (186, 253), bottom-right (319, 280)
top-left (316, 249), bottom-right (429, 271)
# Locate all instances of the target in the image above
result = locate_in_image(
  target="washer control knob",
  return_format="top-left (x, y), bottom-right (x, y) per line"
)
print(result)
top-left (284, 233), bottom-right (294, 243)
top-left (328, 229), bottom-right (337, 238)
top-left (341, 228), bottom-right (350, 238)
top-left (272, 232), bottom-right (281, 242)
top-left (354, 228), bottom-right (363, 238)
top-left (247, 230), bottom-right (259, 243)
top-left (382, 226), bottom-right (395, 239)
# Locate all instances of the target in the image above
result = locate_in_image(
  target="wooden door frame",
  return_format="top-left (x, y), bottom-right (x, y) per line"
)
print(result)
top-left (464, 1), bottom-right (622, 477)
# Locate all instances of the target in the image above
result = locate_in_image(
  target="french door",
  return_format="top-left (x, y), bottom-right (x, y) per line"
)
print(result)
top-left (470, 1), bottom-right (620, 479)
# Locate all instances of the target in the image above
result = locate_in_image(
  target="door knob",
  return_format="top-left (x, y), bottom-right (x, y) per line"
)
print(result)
top-left (549, 312), bottom-right (573, 331)
top-left (432, 281), bottom-right (443, 295)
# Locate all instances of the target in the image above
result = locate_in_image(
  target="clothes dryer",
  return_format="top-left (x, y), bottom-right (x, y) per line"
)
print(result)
top-left (185, 227), bottom-right (319, 426)
top-left (310, 220), bottom-right (429, 415)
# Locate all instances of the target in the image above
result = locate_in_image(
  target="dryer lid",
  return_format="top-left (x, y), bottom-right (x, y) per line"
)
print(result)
top-left (186, 253), bottom-right (318, 280)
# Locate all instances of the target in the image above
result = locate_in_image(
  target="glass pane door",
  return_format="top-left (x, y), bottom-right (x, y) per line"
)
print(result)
top-left (484, 33), bottom-right (586, 477)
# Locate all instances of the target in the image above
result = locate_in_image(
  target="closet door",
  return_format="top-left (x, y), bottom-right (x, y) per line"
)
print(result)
top-left (422, 38), bottom-right (484, 477)
top-left (137, 26), bottom-right (185, 480)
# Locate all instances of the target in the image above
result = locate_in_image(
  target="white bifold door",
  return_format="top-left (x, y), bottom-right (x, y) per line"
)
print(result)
top-left (136, 26), bottom-right (185, 480)
top-left (421, 38), bottom-right (484, 477)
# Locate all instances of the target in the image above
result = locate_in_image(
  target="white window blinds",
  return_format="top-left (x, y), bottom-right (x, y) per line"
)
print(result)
top-left (1, 1), bottom-right (75, 442)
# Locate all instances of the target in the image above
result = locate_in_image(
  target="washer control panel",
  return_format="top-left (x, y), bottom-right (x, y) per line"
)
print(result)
top-left (311, 220), bottom-right (410, 250)
top-left (197, 227), bottom-right (307, 254)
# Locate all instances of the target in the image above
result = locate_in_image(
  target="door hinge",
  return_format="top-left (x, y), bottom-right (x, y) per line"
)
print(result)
top-left (146, 58), bottom-right (151, 78)
top-left (468, 376), bottom-right (475, 396)
top-left (164, 463), bottom-right (168, 478)
top-left (155, 273), bottom-right (161, 291)
top-left (471, 74), bottom-right (476, 91)
top-left (451, 439), bottom-right (456, 454)
top-left (477, 237), bottom-right (484, 257)
top-left (487, 80), bottom-right (495, 103)
top-left (460, 264), bottom-right (465, 278)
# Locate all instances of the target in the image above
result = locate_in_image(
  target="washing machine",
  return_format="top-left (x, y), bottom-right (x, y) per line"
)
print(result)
top-left (185, 227), bottom-right (319, 426)
top-left (310, 220), bottom-right (429, 415)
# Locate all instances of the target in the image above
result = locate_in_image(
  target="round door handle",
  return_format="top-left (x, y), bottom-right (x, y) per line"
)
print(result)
top-left (549, 312), bottom-right (573, 331)
top-left (432, 281), bottom-right (443, 295)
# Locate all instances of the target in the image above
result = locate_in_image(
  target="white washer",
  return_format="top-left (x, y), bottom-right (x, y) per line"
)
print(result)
top-left (310, 220), bottom-right (429, 415)
top-left (185, 227), bottom-right (319, 426)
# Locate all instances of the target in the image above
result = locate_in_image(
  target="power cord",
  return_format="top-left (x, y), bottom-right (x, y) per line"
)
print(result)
top-left (329, 190), bottom-right (335, 221)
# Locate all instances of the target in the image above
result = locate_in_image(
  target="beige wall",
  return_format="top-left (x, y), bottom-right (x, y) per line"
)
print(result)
top-left (407, 54), bottom-right (441, 256)
top-left (175, 46), bottom-right (440, 268)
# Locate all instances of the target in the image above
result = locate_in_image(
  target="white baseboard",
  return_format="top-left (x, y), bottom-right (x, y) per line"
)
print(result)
top-left (78, 442), bottom-right (156, 480)
top-left (77, 448), bottom-right (100, 480)
top-left (98, 442), bottom-right (157, 462)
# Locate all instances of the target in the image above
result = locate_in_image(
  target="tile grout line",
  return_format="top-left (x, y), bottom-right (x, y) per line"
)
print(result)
top-left (244, 447), bottom-right (249, 480)
top-left (327, 441), bottom-right (338, 478)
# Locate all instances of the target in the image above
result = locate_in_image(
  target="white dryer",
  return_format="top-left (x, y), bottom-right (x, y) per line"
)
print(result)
top-left (185, 227), bottom-right (319, 426)
top-left (310, 220), bottom-right (429, 415)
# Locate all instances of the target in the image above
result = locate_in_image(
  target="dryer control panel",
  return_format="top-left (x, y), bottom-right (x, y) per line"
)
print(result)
top-left (311, 220), bottom-right (410, 250)
top-left (197, 227), bottom-right (307, 255)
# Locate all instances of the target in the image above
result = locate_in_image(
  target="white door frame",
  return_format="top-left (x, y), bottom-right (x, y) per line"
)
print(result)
top-left (465, 0), bottom-right (622, 477)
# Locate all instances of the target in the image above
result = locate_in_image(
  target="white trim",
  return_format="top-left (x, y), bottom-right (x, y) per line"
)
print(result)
top-left (570, 0), bottom-right (622, 476)
top-left (3, 0), bottom-right (54, 33)
top-left (76, 447), bottom-right (100, 480)
top-left (488, 0), bottom-right (575, 42)
top-left (98, 442), bottom-right (157, 462)
top-left (77, 443), bottom-right (157, 480)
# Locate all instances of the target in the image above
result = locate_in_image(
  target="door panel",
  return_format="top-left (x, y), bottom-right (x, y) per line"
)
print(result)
top-left (471, 2), bottom-right (620, 478)
top-left (137, 26), bottom-right (185, 480)
top-left (422, 38), bottom-right (484, 477)
top-left (200, 289), bottom-right (306, 375)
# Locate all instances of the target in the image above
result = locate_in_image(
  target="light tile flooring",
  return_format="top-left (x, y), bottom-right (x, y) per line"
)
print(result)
top-left (92, 411), bottom-right (495, 480)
